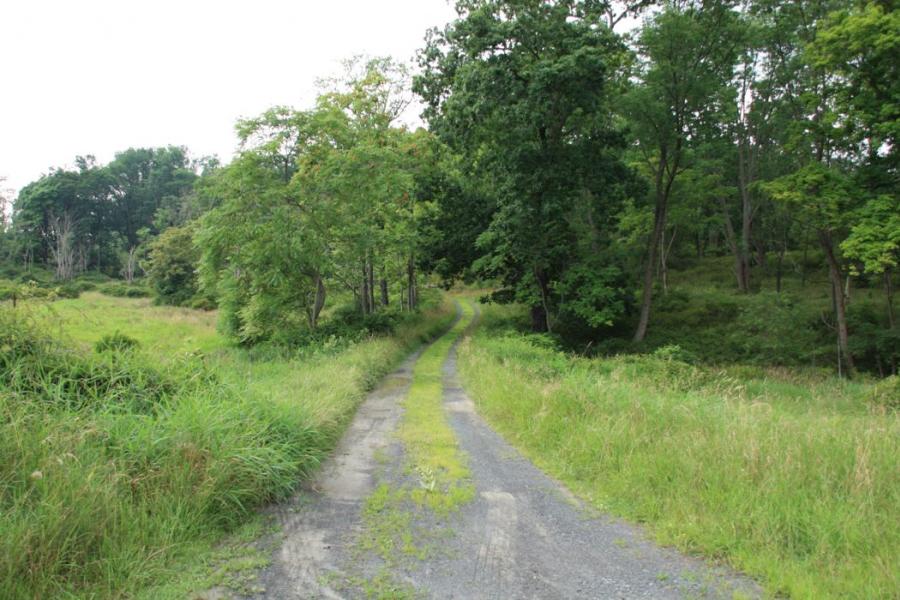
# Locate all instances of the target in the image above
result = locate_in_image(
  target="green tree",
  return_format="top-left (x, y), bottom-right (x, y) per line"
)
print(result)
top-left (416, 0), bottom-right (635, 332)
top-left (146, 224), bottom-right (201, 306)
top-left (625, 1), bottom-right (744, 341)
top-left (197, 58), bottom-right (424, 342)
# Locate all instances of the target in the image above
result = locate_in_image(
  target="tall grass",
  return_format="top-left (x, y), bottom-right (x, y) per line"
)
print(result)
top-left (458, 304), bottom-right (899, 599)
top-left (0, 295), bottom-right (454, 598)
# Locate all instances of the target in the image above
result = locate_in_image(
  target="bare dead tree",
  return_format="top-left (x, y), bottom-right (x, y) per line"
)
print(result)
top-left (121, 246), bottom-right (139, 284)
top-left (48, 212), bottom-right (77, 281)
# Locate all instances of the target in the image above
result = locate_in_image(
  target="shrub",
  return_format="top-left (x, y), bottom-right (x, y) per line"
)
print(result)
top-left (1, 311), bottom-right (179, 412)
top-left (99, 282), bottom-right (151, 298)
top-left (866, 375), bottom-right (899, 411)
top-left (146, 225), bottom-right (200, 306)
top-left (650, 343), bottom-right (698, 364)
top-left (94, 332), bottom-right (141, 354)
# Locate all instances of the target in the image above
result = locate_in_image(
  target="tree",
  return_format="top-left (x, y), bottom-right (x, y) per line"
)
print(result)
top-left (625, 1), bottom-right (744, 341)
top-left (107, 146), bottom-right (197, 246)
top-left (842, 195), bottom-right (900, 329)
top-left (48, 211), bottom-right (77, 281)
top-left (766, 164), bottom-right (859, 376)
top-left (197, 58), bottom-right (424, 342)
top-left (146, 225), bottom-right (201, 306)
top-left (416, 0), bottom-right (635, 332)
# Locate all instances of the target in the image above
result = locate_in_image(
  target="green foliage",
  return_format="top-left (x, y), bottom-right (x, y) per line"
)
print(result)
top-left (146, 224), bottom-right (201, 306)
top-left (94, 331), bottom-right (140, 354)
top-left (198, 59), bottom-right (427, 344)
top-left (10, 148), bottom-right (203, 278)
top-left (99, 282), bottom-right (151, 298)
top-left (416, 0), bottom-right (636, 332)
top-left (865, 375), bottom-right (899, 411)
top-left (842, 194), bottom-right (900, 277)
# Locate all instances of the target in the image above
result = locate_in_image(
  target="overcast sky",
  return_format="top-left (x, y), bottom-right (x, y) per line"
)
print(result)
top-left (0, 0), bottom-right (458, 200)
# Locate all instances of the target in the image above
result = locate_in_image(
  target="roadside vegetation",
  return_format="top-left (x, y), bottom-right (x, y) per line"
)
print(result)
top-left (0, 291), bottom-right (453, 599)
top-left (459, 301), bottom-right (898, 599)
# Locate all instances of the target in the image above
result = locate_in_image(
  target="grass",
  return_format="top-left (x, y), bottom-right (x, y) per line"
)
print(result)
top-left (353, 299), bottom-right (476, 596)
top-left (30, 291), bottom-right (223, 356)
top-left (0, 292), bottom-right (455, 599)
top-left (458, 302), bottom-right (899, 600)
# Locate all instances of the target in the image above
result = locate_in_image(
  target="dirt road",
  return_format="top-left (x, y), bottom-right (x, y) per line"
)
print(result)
top-left (240, 307), bottom-right (760, 599)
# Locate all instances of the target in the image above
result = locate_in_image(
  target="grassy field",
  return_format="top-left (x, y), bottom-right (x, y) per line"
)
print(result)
top-left (33, 291), bottom-right (223, 355)
top-left (1, 292), bottom-right (454, 599)
top-left (458, 303), bottom-right (899, 599)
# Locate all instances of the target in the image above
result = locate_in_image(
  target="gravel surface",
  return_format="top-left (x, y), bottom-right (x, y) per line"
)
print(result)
top-left (231, 311), bottom-right (761, 599)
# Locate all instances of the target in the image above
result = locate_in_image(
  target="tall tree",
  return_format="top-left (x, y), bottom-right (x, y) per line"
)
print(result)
top-left (416, 0), bottom-right (635, 332)
top-left (626, 1), bottom-right (744, 341)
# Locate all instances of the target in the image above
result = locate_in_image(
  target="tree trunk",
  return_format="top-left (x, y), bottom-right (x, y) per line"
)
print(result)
top-left (407, 256), bottom-right (417, 310)
top-left (659, 227), bottom-right (676, 295)
top-left (49, 213), bottom-right (76, 281)
top-left (775, 249), bottom-right (784, 293)
top-left (820, 230), bottom-right (855, 376)
top-left (361, 261), bottom-right (370, 315)
top-left (533, 267), bottom-right (553, 333)
top-left (367, 257), bottom-right (376, 314)
top-left (123, 246), bottom-right (138, 284)
top-left (720, 198), bottom-right (748, 292)
top-left (307, 274), bottom-right (326, 329)
top-left (380, 277), bottom-right (389, 307)
top-left (885, 270), bottom-right (895, 330)
top-left (634, 187), bottom-right (668, 342)
top-left (530, 305), bottom-right (548, 333)
top-left (754, 239), bottom-right (767, 269)
top-left (736, 138), bottom-right (754, 293)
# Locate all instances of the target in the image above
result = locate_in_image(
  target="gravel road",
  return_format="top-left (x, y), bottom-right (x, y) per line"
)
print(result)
top-left (229, 310), bottom-right (760, 599)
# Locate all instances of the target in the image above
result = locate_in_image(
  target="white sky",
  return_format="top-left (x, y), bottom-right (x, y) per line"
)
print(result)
top-left (0, 0), bottom-right (458, 200)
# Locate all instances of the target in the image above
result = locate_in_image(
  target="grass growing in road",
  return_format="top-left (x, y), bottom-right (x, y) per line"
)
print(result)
top-left (0, 293), bottom-right (455, 599)
top-left (399, 299), bottom-right (476, 513)
top-left (458, 303), bottom-right (899, 600)
top-left (355, 299), bottom-right (476, 596)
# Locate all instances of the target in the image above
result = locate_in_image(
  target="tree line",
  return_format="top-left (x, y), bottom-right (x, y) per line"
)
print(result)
top-left (416, 0), bottom-right (897, 376)
top-left (1, 0), bottom-right (896, 374)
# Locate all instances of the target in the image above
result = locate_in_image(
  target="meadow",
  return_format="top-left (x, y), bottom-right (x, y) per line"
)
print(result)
top-left (0, 291), bottom-right (454, 599)
top-left (458, 302), bottom-right (899, 599)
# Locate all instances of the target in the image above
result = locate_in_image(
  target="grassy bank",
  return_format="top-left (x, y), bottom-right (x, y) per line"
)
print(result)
top-left (0, 293), bottom-right (454, 599)
top-left (458, 304), bottom-right (899, 599)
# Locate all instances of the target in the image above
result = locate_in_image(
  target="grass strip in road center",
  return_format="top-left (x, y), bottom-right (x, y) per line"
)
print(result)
top-left (351, 299), bottom-right (476, 597)
top-left (398, 299), bottom-right (476, 513)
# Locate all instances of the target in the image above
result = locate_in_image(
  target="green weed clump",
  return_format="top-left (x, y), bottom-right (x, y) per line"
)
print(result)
top-left (459, 305), bottom-right (900, 599)
top-left (94, 331), bottom-right (141, 353)
top-left (99, 282), bottom-right (152, 298)
top-left (0, 293), bottom-right (456, 599)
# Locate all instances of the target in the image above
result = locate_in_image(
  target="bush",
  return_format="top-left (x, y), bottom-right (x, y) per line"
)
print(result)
top-left (94, 332), bottom-right (140, 354)
top-left (146, 225), bottom-right (200, 306)
top-left (651, 343), bottom-right (699, 364)
top-left (866, 375), bottom-right (899, 411)
top-left (99, 282), bottom-right (151, 298)
top-left (1, 311), bottom-right (179, 413)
